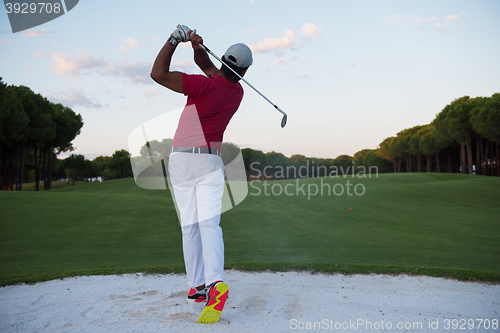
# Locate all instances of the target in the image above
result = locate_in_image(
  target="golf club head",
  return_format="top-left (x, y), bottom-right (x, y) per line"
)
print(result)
top-left (281, 114), bottom-right (287, 128)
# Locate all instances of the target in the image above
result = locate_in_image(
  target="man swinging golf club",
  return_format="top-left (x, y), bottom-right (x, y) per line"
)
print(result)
top-left (150, 24), bottom-right (252, 324)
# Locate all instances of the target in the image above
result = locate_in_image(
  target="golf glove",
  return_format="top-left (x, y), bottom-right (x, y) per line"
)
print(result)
top-left (171, 24), bottom-right (195, 43)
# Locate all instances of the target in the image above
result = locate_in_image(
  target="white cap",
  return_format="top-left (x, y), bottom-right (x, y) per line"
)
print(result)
top-left (224, 43), bottom-right (253, 68)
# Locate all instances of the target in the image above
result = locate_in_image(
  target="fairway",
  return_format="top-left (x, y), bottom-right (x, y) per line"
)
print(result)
top-left (1, 173), bottom-right (499, 286)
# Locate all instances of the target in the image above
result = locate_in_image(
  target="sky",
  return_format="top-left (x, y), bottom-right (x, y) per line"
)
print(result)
top-left (1, 0), bottom-right (499, 160)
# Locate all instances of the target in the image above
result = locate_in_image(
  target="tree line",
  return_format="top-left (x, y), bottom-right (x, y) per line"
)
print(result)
top-left (129, 139), bottom-right (391, 180)
top-left (3, 84), bottom-right (496, 190)
top-left (377, 94), bottom-right (499, 176)
top-left (242, 93), bottom-right (499, 179)
top-left (240, 148), bottom-right (391, 180)
top-left (0, 78), bottom-right (83, 191)
top-left (60, 149), bottom-right (133, 185)
top-left (81, 92), bottom-right (500, 181)
top-left (131, 139), bottom-right (242, 177)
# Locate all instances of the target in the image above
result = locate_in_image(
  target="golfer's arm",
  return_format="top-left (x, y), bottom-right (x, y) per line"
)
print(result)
top-left (150, 39), bottom-right (184, 93)
top-left (194, 47), bottom-right (218, 77)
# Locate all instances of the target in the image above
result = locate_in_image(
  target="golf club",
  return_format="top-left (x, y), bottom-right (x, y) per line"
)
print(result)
top-left (198, 43), bottom-right (288, 128)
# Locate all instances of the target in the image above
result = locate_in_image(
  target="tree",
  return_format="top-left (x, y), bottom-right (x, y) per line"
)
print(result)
top-left (0, 81), bottom-right (28, 190)
top-left (408, 132), bottom-right (423, 172)
top-left (470, 94), bottom-right (500, 143)
top-left (265, 151), bottom-right (292, 179)
top-left (139, 139), bottom-right (172, 177)
top-left (354, 149), bottom-right (391, 173)
top-left (220, 142), bottom-right (240, 166)
top-left (290, 154), bottom-right (307, 164)
top-left (434, 96), bottom-right (474, 174)
top-left (402, 125), bottom-right (424, 172)
top-left (31, 93), bottom-right (56, 190)
top-left (470, 93), bottom-right (500, 176)
top-left (376, 137), bottom-right (398, 172)
top-left (101, 167), bottom-right (115, 181)
top-left (329, 155), bottom-right (353, 177)
top-left (45, 103), bottom-right (83, 189)
top-left (50, 157), bottom-right (66, 181)
top-left (241, 148), bottom-right (267, 179)
top-left (290, 154), bottom-right (307, 178)
top-left (10, 88), bottom-right (57, 191)
top-left (332, 155), bottom-right (353, 169)
top-left (308, 157), bottom-right (331, 177)
top-left (418, 125), bottom-right (440, 172)
top-left (11, 86), bottom-right (38, 190)
top-left (93, 156), bottom-right (112, 180)
top-left (391, 132), bottom-right (410, 172)
top-left (64, 154), bottom-right (85, 185)
top-left (0, 80), bottom-right (27, 144)
top-left (110, 149), bottom-right (132, 179)
top-left (1, 80), bottom-right (82, 191)
top-left (395, 128), bottom-right (417, 172)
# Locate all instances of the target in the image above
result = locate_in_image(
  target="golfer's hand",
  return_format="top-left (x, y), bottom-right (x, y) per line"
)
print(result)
top-left (171, 24), bottom-right (194, 43)
top-left (189, 31), bottom-right (204, 50)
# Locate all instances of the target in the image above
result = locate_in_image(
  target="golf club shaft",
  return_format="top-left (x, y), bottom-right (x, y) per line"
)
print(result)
top-left (199, 43), bottom-right (287, 118)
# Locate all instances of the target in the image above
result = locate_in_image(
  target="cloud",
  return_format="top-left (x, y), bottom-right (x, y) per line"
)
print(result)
top-left (143, 90), bottom-right (163, 98)
top-left (275, 59), bottom-right (284, 65)
top-left (50, 52), bottom-right (106, 77)
top-left (35, 47), bottom-right (53, 58)
top-left (178, 42), bottom-right (191, 49)
top-left (388, 14), bottom-right (456, 32)
top-left (22, 29), bottom-right (48, 39)
top-left (248, 26), bottom-right (256, 35)
top-left (410, 18), bottom-right (427, 30)
top-left (170, 59), bottom-right (193, 69)
top-left (44, 89), bottom-right (105, 109)
top-left (444, 14), bottom-right (460, 22)
top-left (345, 63), bottom-right (356, 67)
top-left (434, 23), bottom-right (449, 32)
top-left (0, 37), bottom-right (13, 44)
top-left (301, 23), bottom-right (321, 38)
top-left (385, 14), bottom-right (402, 22)
top-left (105, 60), bottom-right (152, 84)
top-left (249, 0), bottom-right (254, 4)
top-left (249, 30), bottom-right (296, 52)
top-left (118, 38), bottom-right (140, 54)
top-left (50, 52), bottom-right (153, 84)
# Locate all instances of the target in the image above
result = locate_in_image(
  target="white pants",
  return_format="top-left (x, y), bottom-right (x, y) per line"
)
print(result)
top-left (168, 152), bottom-right (225, 288)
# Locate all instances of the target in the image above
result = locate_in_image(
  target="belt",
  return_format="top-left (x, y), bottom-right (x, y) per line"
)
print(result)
top-left (171, 146), bottom-right (221, 156)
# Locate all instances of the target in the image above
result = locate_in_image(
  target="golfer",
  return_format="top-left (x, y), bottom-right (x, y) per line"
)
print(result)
top-left (150, 25), bottom-right (252, 324)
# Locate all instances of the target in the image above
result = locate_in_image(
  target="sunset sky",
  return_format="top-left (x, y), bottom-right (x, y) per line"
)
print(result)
top-left (1, 0), bottom-right (499, 159)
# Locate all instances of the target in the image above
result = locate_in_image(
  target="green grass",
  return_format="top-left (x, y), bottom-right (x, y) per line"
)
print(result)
top-left (0, 173), bottom-right (499, 286)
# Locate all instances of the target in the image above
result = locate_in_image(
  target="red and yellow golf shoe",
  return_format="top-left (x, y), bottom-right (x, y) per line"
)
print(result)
top-left (198, 281), bottom-right (228, 324)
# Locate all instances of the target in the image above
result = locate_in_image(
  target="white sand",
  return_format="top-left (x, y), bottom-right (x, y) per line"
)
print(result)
top-left (0, 270), bottom-right (499, 332)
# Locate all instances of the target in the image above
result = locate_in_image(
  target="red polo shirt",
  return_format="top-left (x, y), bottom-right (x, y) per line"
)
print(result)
top-left (172, 74), bottom-right (243, 150)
